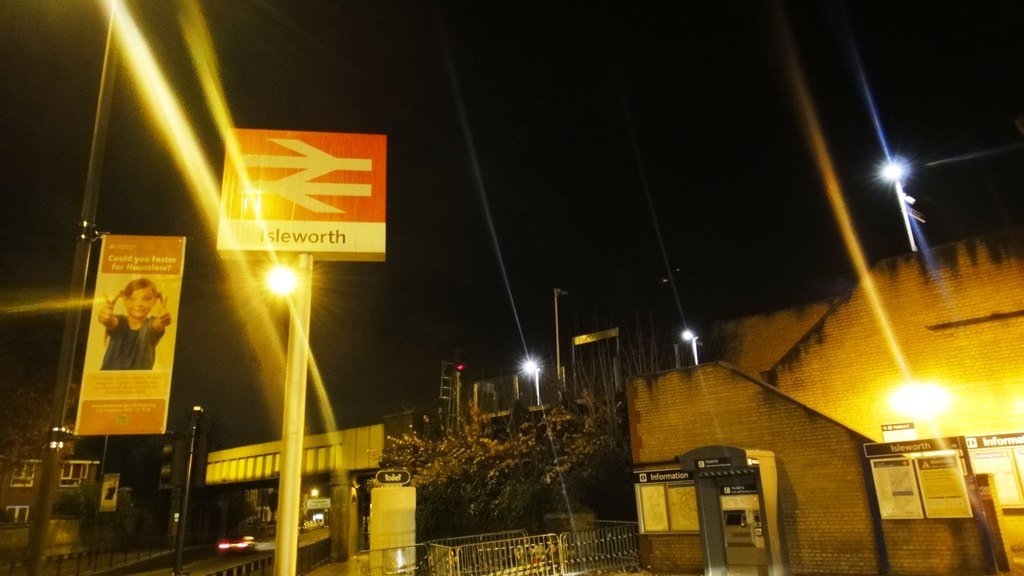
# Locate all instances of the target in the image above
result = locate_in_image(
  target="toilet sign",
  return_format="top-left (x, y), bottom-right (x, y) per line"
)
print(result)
top-left (375, 469), bottom-right (411, 485)
top-left (217, 128), bottom-right (387, 261)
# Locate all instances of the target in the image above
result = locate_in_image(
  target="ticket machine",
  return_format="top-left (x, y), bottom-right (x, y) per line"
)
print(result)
top-left (677, 446), bottom-right (784, 576)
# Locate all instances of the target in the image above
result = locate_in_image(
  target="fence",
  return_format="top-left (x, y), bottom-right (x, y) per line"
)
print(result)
top-left (558, 522), bottom-right (638, 576)
top-left (3, 536), bottom-right (171, 576)
top-left (430, 531), bottom-right (528, 548)
top-left (367, 530), bottom-right (532, 576)
top-left (1, 532), bottom-right (330, 576)
top-left (368, 522), bottom-right (638, 576)
top-left (430, 533), bottom-right (562, 576)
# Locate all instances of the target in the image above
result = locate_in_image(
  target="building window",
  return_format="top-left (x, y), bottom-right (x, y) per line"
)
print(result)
top-left (5, 506), bottom-right (29, 522)
top-left (59, 462), bottom-right (91, 488)
top-left (10, 462), bottom-right (36, 488)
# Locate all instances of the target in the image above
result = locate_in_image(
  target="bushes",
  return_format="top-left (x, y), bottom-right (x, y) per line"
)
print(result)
top-left (381, 398), bottom-right (634, 541)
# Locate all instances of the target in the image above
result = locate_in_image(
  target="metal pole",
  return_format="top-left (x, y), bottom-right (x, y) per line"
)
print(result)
top-left (173, 406), bottom-right (203, 576)
top-left (99, 436), bottom-right (109, 480)
top-left (28, 3), bottom-right (119, 573)
top-left (534, 369), bottom-right (541, 405)
top-left (691, 337), bottom-right (699, 366)
top-left (275, 254), bottom-right (314, 576)
top-left (454, 370), bottom-right (462, 429)
top-left (894, 180), bottom-right (918, 252)
top-left (553, 289), bottom-right (562, 387)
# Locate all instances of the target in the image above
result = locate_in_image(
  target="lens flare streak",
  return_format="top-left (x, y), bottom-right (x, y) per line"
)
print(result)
top-left (110, 0), bottom-right (338, 430)
top-left (769, 2), bottom-right (911, 381)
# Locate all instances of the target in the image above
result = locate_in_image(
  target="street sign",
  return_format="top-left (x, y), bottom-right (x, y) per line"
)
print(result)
top-left (375, 469), bottom-right (411, 485)
top-left (304, 498), bottom-right (331, 509)
top-left (217, 129), bottom-right (387, 261)
top-left (863, 436), bottom-right (961, 458)
top-left (882, 422), bottom-right (917, 442)
top-left (632, 469), bottom-right (692, 484)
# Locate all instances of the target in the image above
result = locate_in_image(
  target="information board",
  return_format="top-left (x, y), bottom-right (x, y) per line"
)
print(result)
top-left (870, 458), bottom-right (924, 519)
top-left (915, 455), bottom-right (972, 518)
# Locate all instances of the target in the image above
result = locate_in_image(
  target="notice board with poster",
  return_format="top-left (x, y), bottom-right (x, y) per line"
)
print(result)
top-left (77, 235), bottom-right (186, 435)
top-left (864, 437), bottom-right (973, 520)
top-left (966, 432), bottom-right (1024, 507)
top-left (915, 454), bottom-right (972, 518)
top-left (633, 469), bottom-right (699, 533)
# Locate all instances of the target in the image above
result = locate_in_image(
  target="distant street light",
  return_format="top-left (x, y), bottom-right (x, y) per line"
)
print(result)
top-left (553, 288), bottom-right (568, 387)
top-left (682, 330), bottom-right (699, 366)
top-left (523, 359), bottom-right (541, 405)
top-left (881, 160), bottom-right (919, 252)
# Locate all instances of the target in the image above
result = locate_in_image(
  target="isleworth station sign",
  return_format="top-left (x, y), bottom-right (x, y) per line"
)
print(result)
top-left (217, 128), bottom-right (387, 261)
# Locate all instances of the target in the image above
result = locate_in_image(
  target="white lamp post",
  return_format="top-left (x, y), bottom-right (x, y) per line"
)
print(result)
top-left (882, 161), bottom-right (919, 252)
top-left (268, 255), bottom-right (314, 576)
top-left (682, 330), bottom-right (699, 366)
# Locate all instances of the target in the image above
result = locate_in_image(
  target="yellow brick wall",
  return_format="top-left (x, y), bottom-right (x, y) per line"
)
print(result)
top-left (628, 366), bottom-right (888, 575)
top-left (716, 301), bottom-right (833, 377)
top-left (627, 364), bottom-right (997, 574)
top-left (627, 230), bottom-right (1024, 575)
top-left (773, 233), bottom-right (1024, 441)
top-left (771, 230), bottom-right (1024, 574)
top-left (639, 533), bottom-right (703, 574)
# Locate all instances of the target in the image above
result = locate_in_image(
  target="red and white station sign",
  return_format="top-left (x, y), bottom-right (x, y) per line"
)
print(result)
top-left (217, 128), bottom-right (387, 261)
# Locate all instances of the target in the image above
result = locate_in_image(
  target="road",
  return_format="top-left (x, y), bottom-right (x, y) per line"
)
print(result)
top-left (133, 529), bottom-right (329, 576)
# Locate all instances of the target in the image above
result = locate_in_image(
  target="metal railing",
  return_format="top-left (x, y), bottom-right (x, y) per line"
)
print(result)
top-left (3, 536), bottom-right (172, 576)
top-left (429, 533), bottom-right (562, 576)
top-left (365, 531), bottom-right (532, 576)
top-left (1, 532), bottom-right (331, 576)
top-left (414, 522), bottom-right (637, 576)
top-left (558, 522), bottom-right (638, 576)
top-left (429, 531), bottom-right (528, 548)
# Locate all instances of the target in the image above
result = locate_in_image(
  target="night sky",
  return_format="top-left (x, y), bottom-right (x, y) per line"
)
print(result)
top-left (2, 1), bottom-right (1023, 447)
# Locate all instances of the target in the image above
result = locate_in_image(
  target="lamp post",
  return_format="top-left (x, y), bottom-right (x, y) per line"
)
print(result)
top-left (553, 288), bottom-right (567, 387)
top-left (29, 4), bottom-right (119, 574)
top-left (268, 255), bottom-right (314, 576)
top-left (682, 330), bottom-right (699, 366)
top-left (881, 161), bottom-right (918, 252)
top-left (172, 406), bottom-right (203, 576)
top-left (523, 359), bottom-right (541, 405)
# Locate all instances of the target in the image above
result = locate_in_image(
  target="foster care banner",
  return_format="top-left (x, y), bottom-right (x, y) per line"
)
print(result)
top-left (76, 235), bottom-right (186, 435)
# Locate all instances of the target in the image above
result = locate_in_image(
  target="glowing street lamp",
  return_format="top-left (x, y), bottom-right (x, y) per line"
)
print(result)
top-left (888, 382), bottom-right (953, 419)
top-left (881, 160), bottom-right (919, 252)
top-left (682, 330), bottom-right (699, 366)
top-left (523, 359), bottom-right (541, 405)
top-left (267, 265), bottom-right (298, 294)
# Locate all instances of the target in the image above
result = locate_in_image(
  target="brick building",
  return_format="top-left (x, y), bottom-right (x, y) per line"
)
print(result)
top-left (1, 459), bottom-right (100, 522)
top-left (627, 227), bottom-right (1024, 575)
